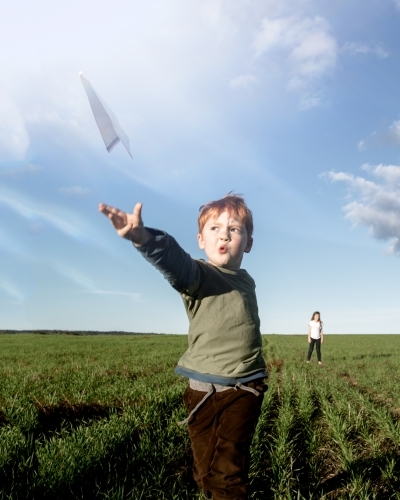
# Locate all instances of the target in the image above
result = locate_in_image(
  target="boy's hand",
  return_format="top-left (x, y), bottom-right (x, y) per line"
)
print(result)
top-left (98, 202), bottom-right (152, 247)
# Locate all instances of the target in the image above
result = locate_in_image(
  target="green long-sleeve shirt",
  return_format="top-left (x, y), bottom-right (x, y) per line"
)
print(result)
top-left (136, 228), bottom-right (267, 385)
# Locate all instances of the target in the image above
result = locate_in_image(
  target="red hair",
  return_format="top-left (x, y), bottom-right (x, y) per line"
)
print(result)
top-left (198, 193), bottom-right (253, 237)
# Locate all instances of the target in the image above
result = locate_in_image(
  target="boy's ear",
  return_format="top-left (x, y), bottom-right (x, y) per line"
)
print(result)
top-left (244, 236), bottom-right (253, 253)
top-left (197, 233), bottom-right (205, 250)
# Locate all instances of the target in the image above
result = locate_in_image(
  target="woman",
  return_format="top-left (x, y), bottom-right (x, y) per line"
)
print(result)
top-left (307, 311), bottom-right (323, 365)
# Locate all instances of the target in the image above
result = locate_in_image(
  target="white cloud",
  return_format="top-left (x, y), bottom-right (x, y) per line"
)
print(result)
top-left (324, 164), bottom-right (400, 255)
top-left (358, 119), bottom-right (400, 150)
top-left (0, 88), bottom-right (30, 161)
top-left (253, 15), bottom-right (337, 108)
top-left (342, 41), bottom-right (388, 59)
top-left (288, 28), bottom-right (337, 81)
top-left (361, 163), bottom-right (400, 184)
top-left (297, 93), bottom-right (321, 111)
top-left (59, 186), bottom-right (92, 198)
top-left (229, 75), bottom-right (258, 89)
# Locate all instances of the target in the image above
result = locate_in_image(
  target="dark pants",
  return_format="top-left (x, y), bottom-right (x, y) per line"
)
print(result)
top-left (183, 380), bottom-right (266, 500)
top-left (307, 338), bottom-right (321, 362)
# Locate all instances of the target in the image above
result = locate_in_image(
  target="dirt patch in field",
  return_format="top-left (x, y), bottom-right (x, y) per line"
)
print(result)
top-left (393, 407), bottom-right (400, 417)
top-left (99, 369), bottom-right (138, 380)
top-left (33, 399), bottom-right (123, 436)
top-left (267, 358), bottom-right (284, 373)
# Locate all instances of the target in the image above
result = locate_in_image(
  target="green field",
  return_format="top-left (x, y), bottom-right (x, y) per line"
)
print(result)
top-left (1, 334), bottom-right (399, 499)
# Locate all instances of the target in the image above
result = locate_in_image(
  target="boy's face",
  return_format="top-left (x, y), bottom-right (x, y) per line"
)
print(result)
top-left (197, 211), bottom-right (253, 270)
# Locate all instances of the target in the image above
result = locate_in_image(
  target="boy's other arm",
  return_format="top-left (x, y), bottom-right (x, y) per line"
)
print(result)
top-left (98, 202), bottom-right (153, 247)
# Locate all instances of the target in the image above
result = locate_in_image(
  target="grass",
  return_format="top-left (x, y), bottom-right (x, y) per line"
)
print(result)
top-left (1, 333), bottom-right (400, 499)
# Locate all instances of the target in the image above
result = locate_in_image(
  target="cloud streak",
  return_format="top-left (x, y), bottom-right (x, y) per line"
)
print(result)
top-left (0, 278), bottom-right (24, 303)
top-left (324, 164), bottom-right (400, 255)
top-left (0, 187), bottom-right (84, 238)
top-left (342, 41), bottom-right (388, 59)
top-left (59, 186), bottom-right (92, 198)
top-left (253, 15), bottom-right (337, 108)
top-left (52, 261), bottom-right (142, 301)
top-left (229, 75), bottom-right (258, 90)
top-left (0, 163), bottom-right (42, 178)
top-left (0, 88), bottom-right (30, 161)
top-left (81, 290), bottom-right (142, 300)
top-left (358, 119), bottom-right (400, 150)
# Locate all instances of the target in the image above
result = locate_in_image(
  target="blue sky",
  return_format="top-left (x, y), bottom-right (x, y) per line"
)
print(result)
top-left (1, 0), bottom-right (400, 334)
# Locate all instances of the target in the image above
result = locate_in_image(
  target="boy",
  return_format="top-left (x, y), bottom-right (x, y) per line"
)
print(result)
top-left (99, 194), bottom-right (267, 500)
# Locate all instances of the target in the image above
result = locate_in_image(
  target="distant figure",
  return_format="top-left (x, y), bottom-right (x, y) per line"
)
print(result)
top-left (99, 193), bottom-right (268, 500)
top-left (307, 311), bottom-right (324, 365)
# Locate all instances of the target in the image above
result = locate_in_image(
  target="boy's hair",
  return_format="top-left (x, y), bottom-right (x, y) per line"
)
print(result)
top-left (198, 193), bottom-right (253, 237)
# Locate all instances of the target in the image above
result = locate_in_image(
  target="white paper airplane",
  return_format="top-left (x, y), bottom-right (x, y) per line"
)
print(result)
top-left (79, 72), bottom-right (132, 159)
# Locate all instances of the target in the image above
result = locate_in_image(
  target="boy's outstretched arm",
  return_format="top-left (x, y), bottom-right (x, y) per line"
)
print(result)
top-left (98, 202), bottom-right (153, 247)
top-left (100, 201), bottom-right (199, 293)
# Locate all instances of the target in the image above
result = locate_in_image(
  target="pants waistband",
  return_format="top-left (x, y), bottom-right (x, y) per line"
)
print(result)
top-left (178, 380), bottom-right (262, 427)
top-left (190, 379), bottom-right (231, 392)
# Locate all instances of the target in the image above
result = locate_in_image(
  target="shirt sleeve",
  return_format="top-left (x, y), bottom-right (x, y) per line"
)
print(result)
top-left (134, 228), bottom-right (204, 294)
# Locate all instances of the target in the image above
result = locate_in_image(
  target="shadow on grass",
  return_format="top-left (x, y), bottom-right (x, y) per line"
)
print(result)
top-left (0, 409), bottom-right (10, 426)
top-left (316, 451), bottom-right (400, 499)
top-left (33, 399), bottom-right (122, 438)
top-left (0, 397), bottom-right (197, 500)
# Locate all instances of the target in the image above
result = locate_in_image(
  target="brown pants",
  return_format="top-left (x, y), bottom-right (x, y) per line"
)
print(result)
top-left (183, 380), bottom-right (266, 500)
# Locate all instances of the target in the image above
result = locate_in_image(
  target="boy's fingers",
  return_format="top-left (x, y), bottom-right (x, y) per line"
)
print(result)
top-left (99, 203), bottom-right (120, 216)
top-left (99, 203), bottom-right (111, 215)
top-left (99, 203), bottom-right (146, 240)
top-left (110, 206), bottom-right (123, 216)
top-left (132, 202), bottom-right (143, 218)
top-left (99, 204), bottom-right (124, 219)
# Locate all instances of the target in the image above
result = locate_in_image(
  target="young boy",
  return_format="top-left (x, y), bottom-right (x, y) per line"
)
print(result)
top-left (99, 194), bottom-right (267, 500)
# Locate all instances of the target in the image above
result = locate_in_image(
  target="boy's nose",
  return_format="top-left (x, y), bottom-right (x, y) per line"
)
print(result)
top-left (219, 231), bottom-right (230, 241)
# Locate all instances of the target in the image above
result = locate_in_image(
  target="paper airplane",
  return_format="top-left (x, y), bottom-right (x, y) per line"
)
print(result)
top-left (79, 72), bottom-right (132, 159)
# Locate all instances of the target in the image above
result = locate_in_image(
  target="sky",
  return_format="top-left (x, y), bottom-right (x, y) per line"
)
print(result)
top-left (1, 0), bottom-right (400, 334)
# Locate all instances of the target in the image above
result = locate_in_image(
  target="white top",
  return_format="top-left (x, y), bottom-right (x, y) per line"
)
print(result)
top-left (308, 320), bottom-right (323, 339)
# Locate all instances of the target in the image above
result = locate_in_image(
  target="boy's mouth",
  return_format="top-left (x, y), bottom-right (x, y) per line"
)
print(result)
top-left (218, 246), bottom-right (227, 254)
